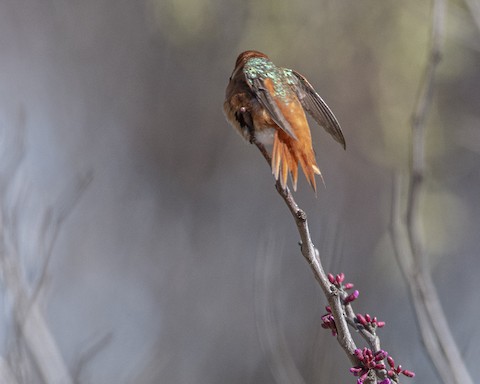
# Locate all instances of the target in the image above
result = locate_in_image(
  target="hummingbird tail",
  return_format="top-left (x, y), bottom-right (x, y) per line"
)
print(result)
top-left (272, 132), bottom-right (298, 191)
top-left (272, 131), bottom-right (321, 192)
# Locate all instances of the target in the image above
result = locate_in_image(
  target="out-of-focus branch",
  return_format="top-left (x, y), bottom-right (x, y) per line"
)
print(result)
top-left (390, 1), bottom-right (474, 383)
top-left (0, 117), bottom-right (75, 384)
top-left (0, 357), bottom-right (19, 384)
top-left (71, 332), bottom-right (113, 383)
top-left (407, 0), bottom-right (445, 273)
top-left (464, 0), bottom-right (480, 33)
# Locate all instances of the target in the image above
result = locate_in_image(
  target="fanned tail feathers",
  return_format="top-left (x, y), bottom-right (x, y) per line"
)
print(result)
top-left (272, 131), bottom-right (322, 192)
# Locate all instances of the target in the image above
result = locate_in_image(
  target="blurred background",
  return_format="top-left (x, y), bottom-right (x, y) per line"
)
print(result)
top-left (0, 0), bottom-right (479, 383)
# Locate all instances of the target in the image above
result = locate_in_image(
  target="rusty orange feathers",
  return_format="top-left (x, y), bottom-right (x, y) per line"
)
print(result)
top-left (224, 51), bottom-right (345, 192)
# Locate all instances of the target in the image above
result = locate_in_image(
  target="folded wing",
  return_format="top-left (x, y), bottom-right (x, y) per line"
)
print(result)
top-left (291, 70), bottom-right (346, 149)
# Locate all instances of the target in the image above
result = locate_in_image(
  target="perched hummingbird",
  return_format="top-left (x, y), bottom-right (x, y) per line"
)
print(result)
top-left (224, 50), bottom-right (345, 192)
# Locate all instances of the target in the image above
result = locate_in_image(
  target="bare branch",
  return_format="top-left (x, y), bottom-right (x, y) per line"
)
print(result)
top-left (0, 117), bottom-right (75, 384)
top-left (255, 139), bottom-right (357, 362)
top-left (0, 357), bottom-right (19, 384)
top-left (252, 139), bottom-right (404, 383)
top-left (71, 332), bottom-right (113, 383)
top-left (30, 170), bottom-right (93, 305)
top-left (389, 1), bottom-right (474, 383)
top-left (390, 175), bottom-right (456, 383)
top-left (463, 0), bottom-right (480, 33)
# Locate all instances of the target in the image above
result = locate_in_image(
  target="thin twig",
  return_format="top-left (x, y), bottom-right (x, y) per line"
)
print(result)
top-left (254, 138), bottom-right (373, 370)
top-left (390, 1), bottom-right (474, 383)
top-left (0, 116), bottom-right (75, 384)
top-left (0, 358), bottom-right (19, 384)
top-left (390, 175), bottom-right (455, 383)
top-left (463, 0), bottom-right (480, 33)
top-left (71, 332), bottom-right (113, 383)
top-left (253, 139), bottom-right (396, 383)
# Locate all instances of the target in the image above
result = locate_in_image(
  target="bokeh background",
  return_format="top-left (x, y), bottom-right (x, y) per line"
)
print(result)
top-left (1, 1), bottom-right (479, 383)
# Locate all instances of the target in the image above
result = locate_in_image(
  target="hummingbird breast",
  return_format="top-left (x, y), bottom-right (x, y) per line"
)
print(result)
top-left (223, 77), bottom-right (276, 143)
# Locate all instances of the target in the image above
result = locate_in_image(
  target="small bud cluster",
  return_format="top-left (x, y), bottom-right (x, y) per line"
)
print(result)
top-left (323, 273), bottom-right (414, 383)
top-left (356, 313), bottom-right (386, 332)
top-left (350, 352), bottom-right (415, 383)
top-left (327, 273), bottom-right (359, 304)
top-left (321, 306), bottom-right (337, 336)
top-left (386, 356), bottom-right (415, 381)
top-left (350, 348), bottom-right (388, 383)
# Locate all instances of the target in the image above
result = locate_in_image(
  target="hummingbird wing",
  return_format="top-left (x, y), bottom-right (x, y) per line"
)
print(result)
top-left (291, 70), bottom-right (346, 149)
top-left (248, 75), bottom-right (322, 191)
top-left (245, 77), bottom-right (298, 140)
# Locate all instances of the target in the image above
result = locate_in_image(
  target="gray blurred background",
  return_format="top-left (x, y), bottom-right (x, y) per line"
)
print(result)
top-left (1, 1), bottom-right (479, 383)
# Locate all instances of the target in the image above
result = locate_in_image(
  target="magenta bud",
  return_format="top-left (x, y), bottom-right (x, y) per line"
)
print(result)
top-left (354, 348), bottom-right (364, 360)
top-left (364, 348), bottom-right (373, 359)
top-left (387, 356), bottom-right (395, 368)
top-left (328, 273), bottom-right (335, 283)
top-left (356, 313), bottom-right (367, 325)
top-left (345, 290), bottom-right (359, 304)
top-left (365, 313), bottom-right (371, 322)
top-left (377, 321), bottom-right (386, 328)
top-left (379, 379), bottom-right (391, 384)
top-left (350, 367), bottom-right (362, 375)
top-left (375, 350), bottom-right (388, 361)
top-left (325, 306), bottom-right (331, 313)
top-left (375, 363), bottom-right (386, 370)
top-left (403, 370), bottom-right (415, 377)
top-left (337, 272), bottom-right (345, 283)
top-left (344, 282), bottom-right (354, 289)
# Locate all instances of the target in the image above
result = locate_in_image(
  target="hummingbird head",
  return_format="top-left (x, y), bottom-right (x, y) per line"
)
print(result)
top-left (234, 50), bottom-right (269, 69)
top-left (230, 50), bottom-right (269, 80)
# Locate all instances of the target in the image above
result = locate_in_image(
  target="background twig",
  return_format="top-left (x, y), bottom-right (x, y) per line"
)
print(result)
top-left (0, 120), bottom-right (77, 384)
top-left (390, 1), bottom-right (474, 383)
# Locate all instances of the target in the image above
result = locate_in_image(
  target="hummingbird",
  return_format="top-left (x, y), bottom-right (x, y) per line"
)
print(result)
top-left (224, 50), bottom-right (345, 192)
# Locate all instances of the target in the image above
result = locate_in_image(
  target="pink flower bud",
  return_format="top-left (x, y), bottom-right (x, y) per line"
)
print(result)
top-left (356, 313), bottom-right (367, 325)
top-left (354, 348), bottom-right (364, 360)
top-left (403, 370), bottom-right (415, 377)
top-left (350, 367), bottom-right (363, 375)
top-left (375, 350), bottom-right (388, 361)
top-left (328, 273), bottom-right (335, 284)
top-left (387, 356), bottom-right (395, 368)
top-left (344, 290), bottom-right (359, 304)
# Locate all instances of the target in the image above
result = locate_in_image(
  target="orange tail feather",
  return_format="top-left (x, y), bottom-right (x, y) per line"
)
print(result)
top-left (271, 131), bottom-right (320, 192)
